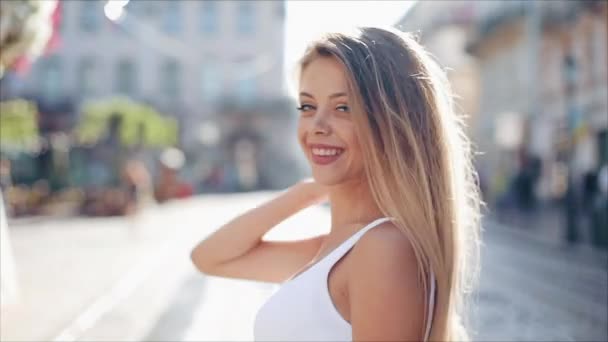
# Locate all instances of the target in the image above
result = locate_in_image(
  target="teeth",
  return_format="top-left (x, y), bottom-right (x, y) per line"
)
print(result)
top-left (312, 148), bottom-right (342, 156)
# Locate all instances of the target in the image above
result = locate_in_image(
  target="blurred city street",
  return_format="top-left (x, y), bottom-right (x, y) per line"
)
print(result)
top-left (2, 193), bottom-right (606, 342)
top-left (1, 1), bottom-right (607, 341)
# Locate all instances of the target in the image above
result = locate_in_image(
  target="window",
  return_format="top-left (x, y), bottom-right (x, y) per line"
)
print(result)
top-left (236, 76), bottom-right (256, 105)
top-left (200, 64), bottom-right (222, 102)
top-left (37, 56), bottom-right (63, 102)
top-left (200, 1), bottom-right (219, 34)
top-left (236, 1), bottom-right (255, 36)
top-left (276, 1), bottom-right (285, 19)
top-left (128, 1), bottom-right (159, 17)
top-left (163, 1), bottom-right (181, 34)
top-left (144, 2), bottom-right (160, 17)
top-left (80, 0), bottom-right (100, 33)
top-left (77, 57), bottom-right (96, 98)
top-left (125, 0), bottom-right (143, 16)
top-left (115, 59), bottom-right (137, 96)
top-left (161, 58), bottom-right (180, 99)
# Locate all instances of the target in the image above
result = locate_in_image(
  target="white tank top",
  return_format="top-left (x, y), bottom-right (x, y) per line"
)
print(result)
top-left (253, 217), bottom-right (436, 341)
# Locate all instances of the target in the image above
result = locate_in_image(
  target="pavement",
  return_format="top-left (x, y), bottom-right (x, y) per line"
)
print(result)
top-left (490, 202), bottom-right (604, 249)
top-left (473, 223), bottom-right (607, 341)
top-left (1, 192), bottom-right (606, 342)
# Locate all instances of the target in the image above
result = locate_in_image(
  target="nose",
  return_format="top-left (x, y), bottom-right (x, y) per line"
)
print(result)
top-left (312, 110), bottom-right (331, 136)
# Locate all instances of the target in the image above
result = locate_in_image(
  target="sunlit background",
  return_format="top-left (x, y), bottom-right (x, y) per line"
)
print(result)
top-left (0, 1), bottom-right (606, 341)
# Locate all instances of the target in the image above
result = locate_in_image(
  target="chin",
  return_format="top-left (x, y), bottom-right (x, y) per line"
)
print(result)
top-left (312, 164), bottom-right (368, 189)
top-left (310, 167), bottom-right (351, 186)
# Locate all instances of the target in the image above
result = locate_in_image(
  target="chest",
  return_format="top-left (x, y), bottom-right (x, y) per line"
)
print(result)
top-left (326, 249), bottom-right (353, 322)
top-left (253, 248), bottom-right (356, 341)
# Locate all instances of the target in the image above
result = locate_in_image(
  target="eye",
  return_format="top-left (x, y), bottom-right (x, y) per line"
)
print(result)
top-left (296, 104), bottom-right (315, 112)
top-left (336, 104), bottom-right (350, 113)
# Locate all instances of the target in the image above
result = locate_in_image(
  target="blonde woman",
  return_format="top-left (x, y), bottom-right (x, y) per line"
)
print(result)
top-left (191, 27), bottom-right (481, 341)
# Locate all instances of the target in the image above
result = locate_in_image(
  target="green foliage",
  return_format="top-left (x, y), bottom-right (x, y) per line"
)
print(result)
top-left (0, 99), bottom-right (39, 152)
top-left (76, 96), bottom-right (178, 147)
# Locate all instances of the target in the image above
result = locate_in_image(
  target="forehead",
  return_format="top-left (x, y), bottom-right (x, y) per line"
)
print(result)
top-left (299, 57), bottom-right (349, 95)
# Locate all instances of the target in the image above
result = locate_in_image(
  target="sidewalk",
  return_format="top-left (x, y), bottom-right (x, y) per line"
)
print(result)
top-left (3, 193), bottom-right (605, 341)
top-left (474, 224), bottom-right (607, 341)
top-left (490, 202), bottom-right (606, 245)
top-left (487, 205), bottom-right (608, 270)
top-left (0, 192), bottom-right (327, 342)
top-left (1, 207), bottom-right (174, 342)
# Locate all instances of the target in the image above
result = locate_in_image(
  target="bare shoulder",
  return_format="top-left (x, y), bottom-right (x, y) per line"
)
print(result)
top-left (350, 221), bottom-right (418, 270)
top-left (347, 221), bottom-right (425, 340)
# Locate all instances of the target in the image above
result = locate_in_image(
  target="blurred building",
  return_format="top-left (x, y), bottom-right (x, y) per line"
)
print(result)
top-left (395, 1), bottom-right (481, 138)
top-left (400, 0), bottom-right (608, 206)
top-left (2, 0), bottom-right (305, 191)
top-left (466, 0), bottom-right (608, 204)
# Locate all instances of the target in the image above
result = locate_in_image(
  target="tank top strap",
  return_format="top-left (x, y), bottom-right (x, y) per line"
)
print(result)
top-left (322, 217), bottom-right (393, 268)
top-left (315, 216), bottom-right (436, 341)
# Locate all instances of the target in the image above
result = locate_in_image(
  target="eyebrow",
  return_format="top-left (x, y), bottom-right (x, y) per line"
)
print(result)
top-left (299, 91), bottom-right (348, 99)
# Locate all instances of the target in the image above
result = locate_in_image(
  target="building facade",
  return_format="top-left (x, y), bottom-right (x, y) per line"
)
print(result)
top-left (397, 0), bottom-right (607, 212)
top-left (395, 0), bottom-right (482, 139)
top-left (28, 0), bottom-right (286, 140)
top-left (3, 0), bottom-right (306, 191)
top-left (466, 0), bottom-right (608, 203)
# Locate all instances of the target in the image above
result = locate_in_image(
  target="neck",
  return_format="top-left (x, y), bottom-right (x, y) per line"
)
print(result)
top-left (328, 177), bottom-right (383, 232)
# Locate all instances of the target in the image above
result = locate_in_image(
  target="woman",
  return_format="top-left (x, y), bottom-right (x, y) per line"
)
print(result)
top-left (191, 27), bottom-right (481, 341)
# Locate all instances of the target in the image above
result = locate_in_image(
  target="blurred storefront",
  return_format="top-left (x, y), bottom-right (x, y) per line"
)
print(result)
top-left (398, 0), bottom-right (608, 246)
top-left (1, 0), bottom-right (307, 217)
top-left (466, 0), bottom-right (607, 206)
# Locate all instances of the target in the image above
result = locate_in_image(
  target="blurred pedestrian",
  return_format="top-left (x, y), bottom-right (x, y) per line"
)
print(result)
top-left (154, 148), bottom-right (193, 203)
top-left (599, 163), bottom-right (608, 198)
top-left (514, 152), bottom-right (540, 212)
top-left (122, 159), bottom-right (153, 215)
top-left (121, 159), bottom-right (153, 237)
top-left (582, 170), bottom-right (598, 212)
top-left (191, 27), bottom-right (481, 341)
top-left (593, 163), bottom-right (608, 247)
top-left (200, 164), bottom-right (225, 193)
top-left (22, 179), bottom-right (50, 215)
top-left (0, 158), bottom-right (12, 192)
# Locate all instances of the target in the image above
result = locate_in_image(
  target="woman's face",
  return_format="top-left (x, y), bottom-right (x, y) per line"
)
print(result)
top-left (297, 57), bottom-right (365, 186)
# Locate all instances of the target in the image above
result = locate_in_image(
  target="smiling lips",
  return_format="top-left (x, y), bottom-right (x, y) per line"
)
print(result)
top-left (309, 144), bottom-right (345, 165)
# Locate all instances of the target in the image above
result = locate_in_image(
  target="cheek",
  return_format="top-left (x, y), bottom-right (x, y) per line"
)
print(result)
top-left (296, 118), bottom-right (308, 153)
top-left (350, 139), bottom-right (363, 167)
top-left (345, 127), bottom-right (366, 172)
top-left (343, 124), bottom-right (362, 157)
top-left (352, 139), bottom-right (362, 157)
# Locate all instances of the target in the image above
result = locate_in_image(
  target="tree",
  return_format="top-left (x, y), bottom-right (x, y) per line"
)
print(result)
top-left (0, 0), bottom-right (59, 77)
top-left (76, 96), bottom-right (178, 148)
top-left (0, 99), bottom-right (39, 153)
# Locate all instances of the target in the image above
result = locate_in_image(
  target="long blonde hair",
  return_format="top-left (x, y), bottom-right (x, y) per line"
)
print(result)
top-left (297, 27), bottom-right (482, 341)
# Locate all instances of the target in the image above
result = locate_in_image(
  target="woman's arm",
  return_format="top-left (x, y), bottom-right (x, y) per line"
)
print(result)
top-left (190, 181), bottom-right (328, 283)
